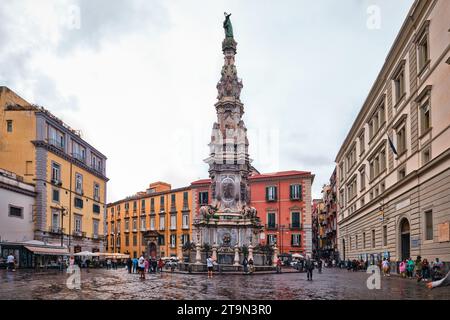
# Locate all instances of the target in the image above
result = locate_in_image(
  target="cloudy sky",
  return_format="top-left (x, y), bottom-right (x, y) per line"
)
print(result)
top-left (1, 0), bottom-right (415, 202)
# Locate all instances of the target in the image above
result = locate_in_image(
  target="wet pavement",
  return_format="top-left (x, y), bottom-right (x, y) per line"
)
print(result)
top-left (0, 267), bottom-right (449, 300)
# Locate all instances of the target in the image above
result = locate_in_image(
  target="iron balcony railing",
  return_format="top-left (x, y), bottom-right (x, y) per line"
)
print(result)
top-left (265, 224), bottom-right (278, 230)
top-left (289, 224), bottom-right (302, 230)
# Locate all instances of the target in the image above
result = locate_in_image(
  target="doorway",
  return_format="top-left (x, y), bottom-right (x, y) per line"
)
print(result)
top-left (400, 218), bottom-right (410, 261)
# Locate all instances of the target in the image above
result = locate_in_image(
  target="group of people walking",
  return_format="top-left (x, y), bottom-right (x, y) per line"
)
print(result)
top-left (126, 255), bottom-right (165, 277)
top-left (398, 256), bottom-right (444, 282)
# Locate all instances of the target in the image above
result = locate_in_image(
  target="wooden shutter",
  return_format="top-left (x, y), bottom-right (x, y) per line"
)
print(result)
top-left (274, 186), bottom-right (278, 201)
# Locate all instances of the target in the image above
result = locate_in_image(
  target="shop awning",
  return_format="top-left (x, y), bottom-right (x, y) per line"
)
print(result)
top-left (24, 246), bottom-right (70, 256)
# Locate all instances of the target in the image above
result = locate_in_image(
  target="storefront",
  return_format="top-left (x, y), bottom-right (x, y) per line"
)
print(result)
top-left (0, 241), bottom-right (69, 268)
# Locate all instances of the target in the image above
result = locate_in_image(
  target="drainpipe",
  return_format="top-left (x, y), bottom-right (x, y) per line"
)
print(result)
top-left (68, 161), bottom-right (73, 252)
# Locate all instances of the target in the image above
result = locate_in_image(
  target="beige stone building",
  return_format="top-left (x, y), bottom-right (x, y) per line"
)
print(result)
top-left (335, 0), bottom-right (450, 264)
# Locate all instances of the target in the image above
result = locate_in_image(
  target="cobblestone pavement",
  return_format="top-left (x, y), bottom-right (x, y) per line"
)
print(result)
top-left (0, 267), bottom-right (449, 300)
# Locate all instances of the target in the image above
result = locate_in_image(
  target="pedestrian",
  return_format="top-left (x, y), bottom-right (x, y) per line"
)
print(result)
top-left (85, 258), bottom-right (90, 273)
top-left (206, 256), bottom-right (214, 279)
top-left (421, 258), bottom-right (430, 281)
top-left (242, 256), bottom-right (249, 274)
top-left (382, 258), bottom-right (390, 277)
top-left (431, 258), bottom-right (443, 281)
top-left (399, 260), bottom-right (406, 278)
top-left (138, 254), bottom-right (146, 280)
top-left (152, 258), bottom-right (157, 273)
top-left (407, 258), bottom-right (415, 278)
top-left (332, 259), bottom-right (336, 268)
top-left (106, 259), bottom-right (111, 270)
top-left (6, 253), bottom-right (15, 271)
top-left (427, 270), bottom-right (450, 289)
top-left (318, 259), bottom-right (323, 274)
top-left (132, 257), bottom-right (138, 273)
top-left (248, 258), bottom-right (254, 274)
top-left (305, 258), bottom-right (314, 281)
top-left (415, 256), bottom-right (423, 282)
top-left (276, 257), bottom-right (282, 274)
top-left (144, 258), bottom-right (149, 273)
top-left (158, 258), bottom-right (164, 273)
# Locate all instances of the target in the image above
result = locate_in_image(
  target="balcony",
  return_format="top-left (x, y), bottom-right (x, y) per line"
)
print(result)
top-left (48, 138), bottom-right (64, 150)
top-left (72, 153), bottom-right (86, 163)
top-left (49, 227), bottom-right (65, 234)
top-left (289, 224), bottom-right (302, 230)
top-left (170, 225), bottom-right (177, 231)
top-left (265, 224), bottom-right (278, 230)
top-left (124, 229), bottom-right (130, 233)
top-left (140, 227), bottom-right (146, 232)
top-left (94, 195), bottom-right (100, 202)
top-left (50, 179), bottom-right (63, 187)
top-left (182, 225), bottom-right (189, 230)
top-left (72, 230), bottom-right (86, 238)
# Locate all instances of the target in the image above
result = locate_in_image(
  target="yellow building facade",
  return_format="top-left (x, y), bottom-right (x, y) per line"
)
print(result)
top-left (107, 182), bottom-right (193, 259)
top-left (0, 86), bottom-right (108, 252)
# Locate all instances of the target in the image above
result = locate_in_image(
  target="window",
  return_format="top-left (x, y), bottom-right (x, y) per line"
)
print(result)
top-left (420, 102), bottom-right (431, 134)
top-left (393, 65), bottom-right (406, 103)
top-left (150, 198), bottom-right (155, 212)
top-left (124, 202), bottom-right (129, 212)
top-left (355, 235), bottom-right (358, 249)
top-left (359, 131), bottom-right (365, 154)
top-left (181, 234), bottom-right (190, 245)
top-left (422, 147), bottom-right (431, 165)
top-left (425, 210), bottom-right (433, 241)
top-left (291, 212), bottom-right (301, 229)
top-left (346, 145), bottom-right (357, 172)
top-left (396, 125), bottom-right (406, 154)
top-left (141, 216), bottom-right (146, 230)
top-left (267, 213), bottom-right (276, 229)
top-left (94, 183), bottom-right (100, 201)
top-left (133, 234), bottom-right (137, 246)
top-left (48, 125), bottom-right (65, 149)
top-left (159, 216), bottom-right (165, 230)
top-left (170, 215), bottom-right (177, 230)
top-left (6, 120), bottom-right (13, 132)
top-left (417, 25), bottom-right (429, 72)
top-left (132, 218), bottom-right (137, 231)
top-left (52, 189), bottom-right (60, 202)
top-left (75, 173), bottom-right (83, 194)
top-left (93, 220), bottom-right (99, 238)
top-left (125, 219), bottom-right (129, 231)
top-left (199, 191), bottom-right (209, 205)
top-left (93, 204), bottom-right (100, 214)
top-left (183, 191), bottom-right (188, 208)
top-left (91, 154), bottom-right (102, 172)
top-left (266, 186), bottom-right (277, 202)
top-left (291, 234), bottom-right (301, 246)
top-left (398, 167), bottom-right (406, 180)
top-left (182, 214), bottom-right (189, 229)
top-left (170, 234), bottom-right (176, 248)
top-left (133, 201), bottom-right (137, 212)
top-left (116, 205), bottom-right (120, 213)
top-left (160, 196), bottom-right (165, 211)
top-left (117, 221), bottom-right (121, 233)
top-left (359, 168), bottom-right (366, 191)
top-left (372, 229), bottom-right (376, 248)
top-left (383, 225), bottom-right (388, 246)
top-left (158, 235), bottom-right (165, 246)
top-left (74, 197), bottom-right (83, 209)
top-left (125, 235), bottom-right (130, 246)
top-left (110, 236), bottom-right (114, 246)
top-left (363, 232), bottom-right (366, 249)
top-left (267, 234), bottom-right (277, 246)
top-left (51, 162), bottom-right (61, 182)
top-left (8, 205), bottom-right (23, 218)
top-left (141, 199), bottom-right (146, 213)
top-left (72, 141), bottom-right (86, 162)
top-left (290, 184), bottom-right (302, 200)
top-left (347, 177), bottom-right (357, 201)
top-left (171, 194), bottom-right (176, 209)
top-left (150, 217), bottom-right (155, 230)
top-left (380, 150), bottom-right (386, 171)
top-left (52, 209), bottom-right (60, 231)
top-left (74, 215), bottom-right (82, 232)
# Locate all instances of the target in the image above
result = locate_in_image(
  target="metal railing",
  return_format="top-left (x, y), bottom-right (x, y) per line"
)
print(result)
top-left (289, 224), bottom-right (302, 230)
top-left (265, 224), bottom-right (278, 230)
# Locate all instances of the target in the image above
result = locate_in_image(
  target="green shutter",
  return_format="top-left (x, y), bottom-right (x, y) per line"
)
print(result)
top-left (265, 187), bottom-right (269, 201)
top-left (274, 186), bottom-right (278, 200)
top-left (289, 185), bottom-right (293, 199)
top-left (299, 185), bottom-right (302, 200)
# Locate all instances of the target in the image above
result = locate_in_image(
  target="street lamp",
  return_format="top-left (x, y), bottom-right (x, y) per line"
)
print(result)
top-left (59, 205), bottom-right (68, 247)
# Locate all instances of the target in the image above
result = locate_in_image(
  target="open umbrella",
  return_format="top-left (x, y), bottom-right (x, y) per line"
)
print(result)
top-left (73, 251), bottom-right (95, 257)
